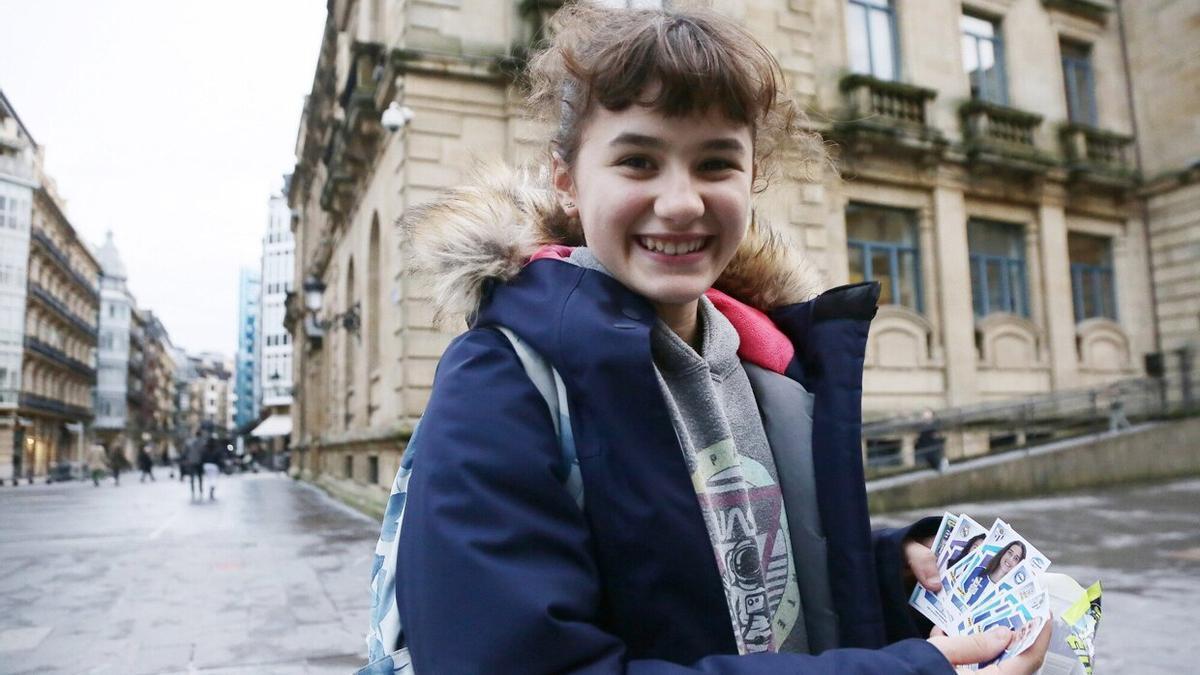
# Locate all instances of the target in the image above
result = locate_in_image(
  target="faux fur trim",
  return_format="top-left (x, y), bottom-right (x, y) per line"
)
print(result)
top-left (400, 163), bottom-right (826, 326)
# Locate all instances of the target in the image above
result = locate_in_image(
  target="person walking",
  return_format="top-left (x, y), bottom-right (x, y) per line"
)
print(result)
top-left (86, 443), bottom-right (108, 487)
top-left (360, 5), bottom-right (1050, 674)
top-left (137, 445), bottom-right (156, 482)
top-left (184, 431), bottom-right (205, 500)
top-left (201, 439), bottom-right (221, 501)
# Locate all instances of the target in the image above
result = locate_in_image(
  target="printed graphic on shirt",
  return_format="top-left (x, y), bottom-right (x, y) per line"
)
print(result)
top-left (688, 439), bottom-right (799, 654)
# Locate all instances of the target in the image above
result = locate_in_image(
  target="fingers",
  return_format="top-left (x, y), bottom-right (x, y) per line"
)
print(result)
top-left (973, 617), bottom-right (1053, 675)
top-left (928, 626), bottom-right (1013, 666)
top-left (904, 539), bottom-right (942, 591)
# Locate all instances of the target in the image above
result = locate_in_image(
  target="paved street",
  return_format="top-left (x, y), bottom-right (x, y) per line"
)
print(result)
top-left (0, 472), bottom-right (378, 674)
top-left (1, 470), bottom-right (1197, 673)
top-left (876, 477), bottom-right (1200, 675)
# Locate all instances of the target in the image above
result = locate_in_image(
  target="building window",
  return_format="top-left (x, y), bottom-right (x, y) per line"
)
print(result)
top-left (846, 203), bottom-right (923, 311)
top-left (1061, 40), bottom-right (1097, 126)
top-left (961, 12), bottom-right (1007, 104)
top-left (344, 454), bottom-right (354, 480)
top-left (1068, 233), bottom-right (1116, 322)
top-left (846, 0), bottom-right (899, 81)
top-left (367, 455), bottom-right (379, 485)
top-left (968, 219), bottom-right (1028, 317)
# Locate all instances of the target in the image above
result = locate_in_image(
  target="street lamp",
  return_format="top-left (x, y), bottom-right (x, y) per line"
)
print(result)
top-left (302, 275), bottom-right (361, 349)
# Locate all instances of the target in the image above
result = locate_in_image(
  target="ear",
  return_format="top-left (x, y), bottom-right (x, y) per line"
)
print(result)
top-left (551, 152), bottom-right (579, 219)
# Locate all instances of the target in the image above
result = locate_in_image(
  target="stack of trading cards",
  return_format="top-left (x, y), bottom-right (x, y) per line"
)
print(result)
top-left (910, 513), bottom-right (1053, 667)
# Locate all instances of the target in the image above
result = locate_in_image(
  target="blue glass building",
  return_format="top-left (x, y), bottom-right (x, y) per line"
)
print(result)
top-left (234, 267), bottom-right (261, 429)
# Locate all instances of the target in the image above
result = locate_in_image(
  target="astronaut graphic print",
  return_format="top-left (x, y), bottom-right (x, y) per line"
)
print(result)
top-left (688, 438), bottom-right (800, 654)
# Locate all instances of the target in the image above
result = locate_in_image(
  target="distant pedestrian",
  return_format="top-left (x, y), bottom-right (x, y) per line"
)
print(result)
top-left (1107, 386), bottom-right (1131, 433)
top-left (87, 443), bottom-right (108, 487)
top-left (201, 441), bottom-right (221, 501)
top-left (109, 446), bottom-right (126, 486)
top-left (137, 446), bottom-right (155, 482)
top-left (914, 408), bottom-right (947, 472)
top-left (185, 431), bottom-right (206, 499)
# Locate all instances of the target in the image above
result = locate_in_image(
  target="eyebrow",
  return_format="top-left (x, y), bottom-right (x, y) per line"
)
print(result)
top-left (608, 132), bottom-right (746, 153)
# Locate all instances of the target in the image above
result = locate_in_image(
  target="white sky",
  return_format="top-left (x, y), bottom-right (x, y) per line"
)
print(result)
top-left (0, 0), bottom-right (326, 356)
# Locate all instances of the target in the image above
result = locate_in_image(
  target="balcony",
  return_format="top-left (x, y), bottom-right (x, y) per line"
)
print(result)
top-left (0, 152), bottom-right (35, 182)
top-left (1059, 123), bottom-right (1136, 187)
top-left (18, 392), bottom-right (92, 421)
top-left (24, 336), bottom-right (97, 382)
top-left (1042, 0), bottom-right (1110, 25)
top-left (959, 100), bottom-right (1056, 174)
top-left (834, 74), bottom-right (945, 160)
top-left (27, 282), bottom-right (99, 339)
top-left (29, 230), bottom-right (101, 301)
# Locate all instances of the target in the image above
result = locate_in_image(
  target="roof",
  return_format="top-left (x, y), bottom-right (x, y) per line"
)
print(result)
top-left (95, 230), bottom-right (128, 280)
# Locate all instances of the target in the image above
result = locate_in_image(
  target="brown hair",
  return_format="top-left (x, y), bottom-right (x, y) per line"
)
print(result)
top-left (524, 2), bottom-right (824, 200)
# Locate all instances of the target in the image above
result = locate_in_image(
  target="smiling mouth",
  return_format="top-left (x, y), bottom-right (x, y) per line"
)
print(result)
top-left (635, 235), bottom-right (710, 256)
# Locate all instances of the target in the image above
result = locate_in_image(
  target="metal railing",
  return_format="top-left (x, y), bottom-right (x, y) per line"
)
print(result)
top-left (863, 354), bottom-right (1199, 474)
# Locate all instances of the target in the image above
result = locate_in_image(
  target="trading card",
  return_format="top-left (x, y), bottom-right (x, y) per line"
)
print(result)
top-left (945, 519), bottom-right (1051, 612)
top-left (935, 513), bottom-right (987, 572)
top-left (931, 512), bottom-right (958, 558)
top-left (955, 566), bottom-right (1041, 634)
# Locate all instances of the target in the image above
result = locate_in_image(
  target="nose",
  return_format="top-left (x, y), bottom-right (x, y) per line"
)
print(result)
top-left (654, 168), bottom-right (705, 226)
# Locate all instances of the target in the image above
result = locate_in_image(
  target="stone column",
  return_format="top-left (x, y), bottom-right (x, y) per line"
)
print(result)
top-left (932, 185), bottom-right (978, 407)
top-left (1036, 201), bottom-right (1080, 389)
top-left (917, 205), bottom-right (945, 363)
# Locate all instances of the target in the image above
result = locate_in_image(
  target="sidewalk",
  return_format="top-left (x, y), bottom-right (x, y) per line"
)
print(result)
top-left (0, 473), bottom-right (378, 674)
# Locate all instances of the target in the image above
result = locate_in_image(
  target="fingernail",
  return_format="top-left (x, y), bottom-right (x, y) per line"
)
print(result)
top-left (987, 626), bottom-right (1012, 638)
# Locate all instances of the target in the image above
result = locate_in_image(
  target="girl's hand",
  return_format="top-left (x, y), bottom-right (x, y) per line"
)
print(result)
top-left (903, 536), bottom-right (942, 592)
top-left (927, 621), bottom-right (1052, 674)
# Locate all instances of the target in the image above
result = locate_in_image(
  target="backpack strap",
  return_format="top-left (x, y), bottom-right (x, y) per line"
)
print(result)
top-left (493, 326), bottom-right (583, 509)
top-left (360, 326), bottom-right (584, 674)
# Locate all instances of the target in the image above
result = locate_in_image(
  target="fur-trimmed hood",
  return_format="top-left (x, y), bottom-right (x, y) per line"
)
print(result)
top-left (399, 164), bottom-right (826, 326)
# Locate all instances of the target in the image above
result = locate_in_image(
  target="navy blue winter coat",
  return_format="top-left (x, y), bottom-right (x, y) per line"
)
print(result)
top-left (394, 256), bottom-right (949, 674)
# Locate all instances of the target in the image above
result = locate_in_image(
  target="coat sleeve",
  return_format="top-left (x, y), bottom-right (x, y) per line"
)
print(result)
top-left (873, 516), bottom-right (943, 643)
top-left (397, 328), bottom-right (954, 675)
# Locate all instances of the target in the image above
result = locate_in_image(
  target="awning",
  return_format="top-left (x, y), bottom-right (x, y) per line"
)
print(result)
top-left (250, 414), bottom-right (292, 438)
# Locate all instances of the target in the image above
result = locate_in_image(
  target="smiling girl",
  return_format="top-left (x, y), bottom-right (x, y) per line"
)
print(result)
top-left (364, 3), bottom-right (1047, 674)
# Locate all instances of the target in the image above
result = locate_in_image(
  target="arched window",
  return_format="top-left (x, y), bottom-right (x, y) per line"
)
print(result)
top-left (344, 258), bottom-right (357, 429)
top-left (367, 214), bottom-right (381, 374)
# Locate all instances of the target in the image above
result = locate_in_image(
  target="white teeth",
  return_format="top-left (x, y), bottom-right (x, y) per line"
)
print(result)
top-left (639, 236), bottom-right (705, 255)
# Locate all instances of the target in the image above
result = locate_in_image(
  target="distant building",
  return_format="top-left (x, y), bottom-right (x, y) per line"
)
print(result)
top-left (1, 90), bottom-right (102, 483)
top-left (250, 178), bottom-right (295, 457)
top-left (140, 310), bottom-right (177, 457)
top-left (93, 231), bottom-right (134, 454)
top-left (259, 180), bottom-right (295, 410)
top-left (188, 351), bottom-right (235, 434)
top-left (234, 267), bottom-right (261, 429)
top-left (0, 89), bottom-right (37, 484)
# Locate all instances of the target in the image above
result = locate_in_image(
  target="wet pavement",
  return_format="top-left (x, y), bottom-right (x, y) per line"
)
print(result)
top-left (875, 477), bottom-right (1200, 675)
top-left (0, 472), bottom-right (378, 674)
top-left (1, 470), bottom-right (1195, 673)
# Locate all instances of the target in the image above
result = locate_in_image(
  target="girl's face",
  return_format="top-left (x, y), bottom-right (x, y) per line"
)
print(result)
top-left (553, 103), bottom-right (753, 318)
top-left (998, 544), bottom-right (1024, 575)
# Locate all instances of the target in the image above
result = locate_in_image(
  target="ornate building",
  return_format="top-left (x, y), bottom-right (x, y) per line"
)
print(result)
top-left (286, 0), bottom-right (1189, 500)
top-left (0, 90), bottom-right (37, 484)
top-left (140, 310), bottom-right (178, 457)
top-left (15, 149), bottom-right (101, 482)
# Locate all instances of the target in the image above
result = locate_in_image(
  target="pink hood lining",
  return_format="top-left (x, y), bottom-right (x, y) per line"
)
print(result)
top-left (528, 245), bottom-right (795, 374)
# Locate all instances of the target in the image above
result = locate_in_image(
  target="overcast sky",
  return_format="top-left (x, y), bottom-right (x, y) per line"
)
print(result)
top-left (0, 0), bottom-right (326, 356)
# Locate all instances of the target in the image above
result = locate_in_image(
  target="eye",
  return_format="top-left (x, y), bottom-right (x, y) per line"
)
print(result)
top-left (617, 155), bottom-right (654, 170)
top-left (698, 158), bottom-right (740, 173)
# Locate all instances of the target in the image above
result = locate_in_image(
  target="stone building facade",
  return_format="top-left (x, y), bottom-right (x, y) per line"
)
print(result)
top-left (140, 310), bottom-right (178, 458)
top-left (1121, 0), bottom-right (1199, 385)
top-left (16, 160), bottom-right (101, 481)
top-left (0, 90), bottom-right (37, 484)
top-left (287, 0), bottom-right (1184, 494)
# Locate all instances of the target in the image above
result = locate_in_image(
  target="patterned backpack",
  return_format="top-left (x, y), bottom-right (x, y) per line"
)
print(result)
top-left (358, 327), bottom-right (581, 674)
